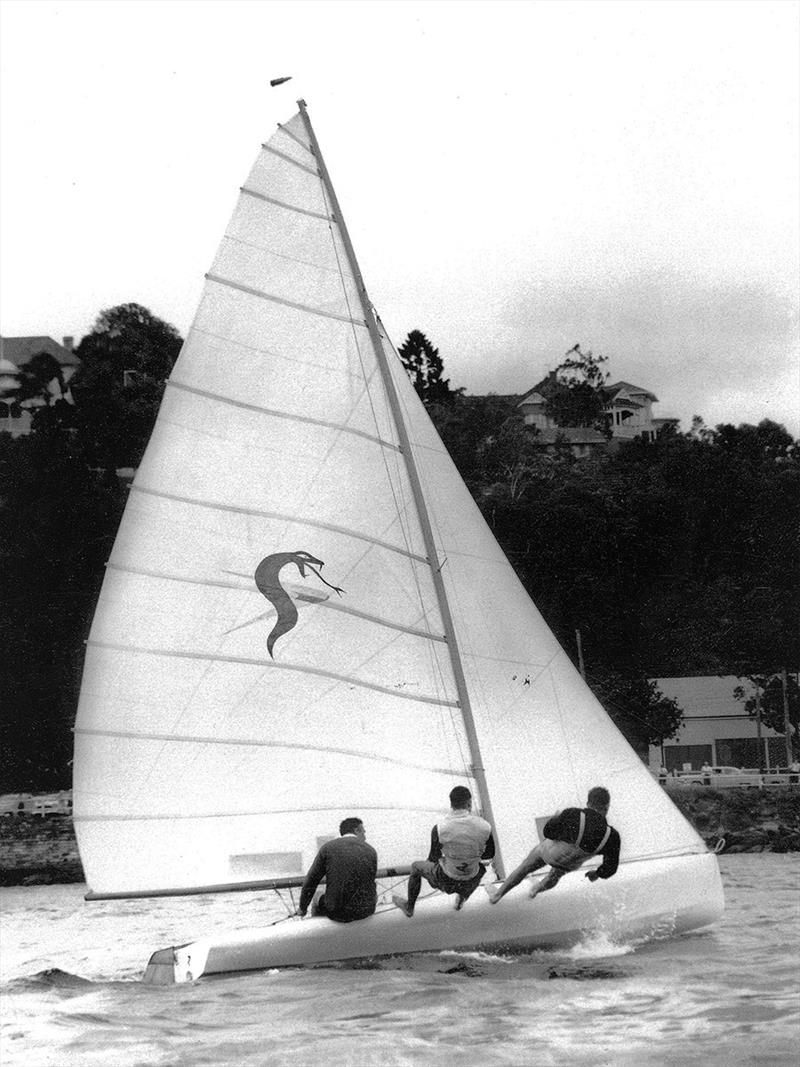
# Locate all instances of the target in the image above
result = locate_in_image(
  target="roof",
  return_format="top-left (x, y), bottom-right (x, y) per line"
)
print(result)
top-left (606, 380), bottom-right (658, 403)
top-left (0, 336), bottom-right (80, 369)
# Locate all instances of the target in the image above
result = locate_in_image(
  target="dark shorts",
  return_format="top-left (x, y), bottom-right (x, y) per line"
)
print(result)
top-left (312, 894), bottom-right (375, 924)
top-left (412, 859), bottom-right (486, 899)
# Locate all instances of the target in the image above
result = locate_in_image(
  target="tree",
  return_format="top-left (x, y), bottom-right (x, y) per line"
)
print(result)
top-left (543, 344), bottom-right (610, 431)
top-left (398, 329), bottom-right (456, 405)
top-left (586, 670), bottom-right (685, 758)
top-left (70, 303), bottom-right (183, 469)
top-left (733, 674), bottom-right (800, 757)
top-left (13, 351), bottom-right (67, 405)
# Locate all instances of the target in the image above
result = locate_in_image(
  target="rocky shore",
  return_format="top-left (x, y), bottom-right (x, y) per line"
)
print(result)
top-left (1, 787), bottom-right (799, 887)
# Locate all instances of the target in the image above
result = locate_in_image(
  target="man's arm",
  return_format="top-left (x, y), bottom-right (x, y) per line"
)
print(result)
top-left (297, 849), bottom-right (326, 914)
top-left (427, 825), bottom-right (442, 864)
top-left (585, 829), bottom-right (621, 881)
top-left (481, 831), bottom-right (496, 862)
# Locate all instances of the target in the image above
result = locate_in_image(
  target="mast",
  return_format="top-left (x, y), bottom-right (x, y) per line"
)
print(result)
top-left (297, 100), bottom-right (505, 877)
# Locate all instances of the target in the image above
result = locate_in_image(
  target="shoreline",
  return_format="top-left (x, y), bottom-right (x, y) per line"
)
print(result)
top-left (2, 788), bottom-right (799, 888)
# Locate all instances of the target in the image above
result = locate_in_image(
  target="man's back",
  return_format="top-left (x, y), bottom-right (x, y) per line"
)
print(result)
top-left (314, 835), bottom-right (377, 920)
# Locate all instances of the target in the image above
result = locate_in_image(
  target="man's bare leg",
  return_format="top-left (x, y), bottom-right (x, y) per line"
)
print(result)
top-left (528, 868), bottom-right (563, 899)
top-left (489, 850), bottom-right (546, 904)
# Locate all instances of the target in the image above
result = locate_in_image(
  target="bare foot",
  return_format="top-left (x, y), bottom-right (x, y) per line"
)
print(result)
top-left (453, 895), bottom-right (466, 911)
top-left (392, 893), bottom-right (414, 918)
top-left (487, 890), bottom-right (502, 904)
top-left (528, 883), bottom-right (541, 899)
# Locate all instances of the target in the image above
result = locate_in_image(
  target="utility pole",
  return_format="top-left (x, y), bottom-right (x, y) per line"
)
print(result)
top-left (755, 683), bottom-right (764, 773)
top-left (781, 667), bottom-right (793, 767)
top-left (575, 629), bottom-right (586, 680)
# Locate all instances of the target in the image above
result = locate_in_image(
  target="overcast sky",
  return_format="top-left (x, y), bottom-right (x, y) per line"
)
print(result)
top-left (1, 0), bottom-right (798, 434)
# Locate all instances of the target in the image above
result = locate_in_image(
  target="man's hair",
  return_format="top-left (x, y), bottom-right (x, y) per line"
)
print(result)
top-left (587, 786), bottom-right (610, 809)
top-left (339, 817), bottom-right (363, 836)
top-left (449, 786), bottom-right (472, 809)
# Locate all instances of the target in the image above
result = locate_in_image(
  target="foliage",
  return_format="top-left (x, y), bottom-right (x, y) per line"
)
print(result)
top-left (733, 674), bottom-right (800, 754)
top-left (584, 669), bottom-right (685, 755)
top-left (12, 352), bottom-right (67, 404)
top-left (1, 304), bottom-right (181, 790)
top-left (398, 329), bottom-right (458, 405)
top-left (68, 303), bottom-right (183, 469)
top-left (543, 344), bottom-right (610, 431)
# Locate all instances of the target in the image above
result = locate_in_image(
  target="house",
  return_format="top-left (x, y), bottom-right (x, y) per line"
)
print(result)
top-left (647, 676), bottom-right (790, 772)
top-left (517, 370), bottom-right (679, 454)
top-left (0, 336), bottom-right (80, 436)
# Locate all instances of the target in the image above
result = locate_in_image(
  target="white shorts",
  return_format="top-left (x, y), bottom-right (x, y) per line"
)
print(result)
top-left (538, 839), bottom-right (594, 872)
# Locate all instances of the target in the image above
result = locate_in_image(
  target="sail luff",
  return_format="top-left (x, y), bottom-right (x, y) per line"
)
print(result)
top-left (295, 100), bottom-right (505, 878)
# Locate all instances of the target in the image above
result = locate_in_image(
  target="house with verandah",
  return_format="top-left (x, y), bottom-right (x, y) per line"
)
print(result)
top-left (0, 336), bottom-right (79, 436)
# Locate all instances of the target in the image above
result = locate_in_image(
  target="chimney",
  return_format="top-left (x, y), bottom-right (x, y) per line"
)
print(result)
top-left (62, 336), bottom-right (74, 351)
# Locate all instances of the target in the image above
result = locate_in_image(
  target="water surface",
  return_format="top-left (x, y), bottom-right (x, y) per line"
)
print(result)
top-left (2, 854), bottom-right (798, 1066)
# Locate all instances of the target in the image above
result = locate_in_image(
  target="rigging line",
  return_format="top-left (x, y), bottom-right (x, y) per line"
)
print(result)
top-left (166, 378), bottom-right (403, 453)
top-left (261, 142), bottom-right (320, 178)
top-left (239, 186), bottom-right (333, 223)
top-left (86, 639), bottom-right (461, 709)
top-left (76, 726), bottom-right (462, 777)
top-left (206, 271), bottom-right (365, 326)
top-left (128, 485), bottom-right (429, 565)
top-left (315, 165), bottom-right (424, 579)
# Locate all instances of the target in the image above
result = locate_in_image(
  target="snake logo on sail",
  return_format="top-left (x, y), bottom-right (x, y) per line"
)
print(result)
top-left (254, 551), bottom-right (344, 657)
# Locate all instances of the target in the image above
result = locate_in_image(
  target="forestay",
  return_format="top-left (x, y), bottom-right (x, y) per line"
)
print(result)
top-left (73, 107), bottom-right (705, 898)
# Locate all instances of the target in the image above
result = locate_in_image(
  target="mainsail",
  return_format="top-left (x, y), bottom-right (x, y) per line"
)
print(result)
top-left (73, 104), bottom-right (705, 898)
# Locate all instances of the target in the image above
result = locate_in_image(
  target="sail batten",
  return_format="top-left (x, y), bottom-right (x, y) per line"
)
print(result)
top-left (127, 485), bottom-right (429, 563)
top-left (205, 272), bottom-right (364, 324)
top-left (166, 379), bottom-right (403, 452)
top-left (86, 640), bottom-right (460, 708)
top-left (75, 726), bottom-right (461, 776)
top-left (240, 186), bottom-right (333, 221)
top-left (261, 143), bottom-right (320, 177)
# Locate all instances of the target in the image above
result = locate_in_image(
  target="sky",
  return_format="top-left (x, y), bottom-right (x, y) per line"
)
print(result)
top-left (1, 0), bottom-right (798, 434)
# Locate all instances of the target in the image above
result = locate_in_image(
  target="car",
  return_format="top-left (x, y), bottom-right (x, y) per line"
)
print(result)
top-left (675, 766), bottom-right (762, 788)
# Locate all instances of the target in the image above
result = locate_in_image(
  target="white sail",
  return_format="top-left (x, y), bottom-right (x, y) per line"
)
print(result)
top-left (73, 108), bottom-right (704, 897)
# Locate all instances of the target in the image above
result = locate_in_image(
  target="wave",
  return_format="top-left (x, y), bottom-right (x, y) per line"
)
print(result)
top-left (3, 968), bottom-right (96, 992)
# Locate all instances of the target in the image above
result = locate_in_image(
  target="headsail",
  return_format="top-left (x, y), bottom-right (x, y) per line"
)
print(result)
top-left (73, 106), bottom-right (704, 898)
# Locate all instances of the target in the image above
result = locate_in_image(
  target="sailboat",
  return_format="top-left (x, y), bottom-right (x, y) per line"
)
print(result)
top-left (72, 101), bottom-right (724, 984)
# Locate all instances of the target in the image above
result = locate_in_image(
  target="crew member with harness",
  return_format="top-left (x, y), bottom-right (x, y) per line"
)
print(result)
top-left (393, 786), bottom-right (495, 917)
top-left (489, 786), bottom-right (620, 904)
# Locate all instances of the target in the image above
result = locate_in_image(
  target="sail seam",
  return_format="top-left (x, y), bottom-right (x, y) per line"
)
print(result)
top-left (74, 802), bottom-right (444, 824)
top-left (261, 143), bottom-right (320, 177)
top-left (86, 639), bottom-right (460, 708)
top-left (166, 379), bottom-right (403, 452)
top-left (240, 186), bottom-right (333, 222)
top-left (104, 561), bottom-right (446, 643)
top-left (221, 233), bottom-right (340, 274)
top-left (188, 325), bottom-right (363, 380)
top-left (129, 485), bottom-right (429, 564)
top-left (75, 726), bottom-right (459, 775)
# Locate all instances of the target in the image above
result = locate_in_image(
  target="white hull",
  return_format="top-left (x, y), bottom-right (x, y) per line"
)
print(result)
top-left (143, 852), bottom-right (724, 984)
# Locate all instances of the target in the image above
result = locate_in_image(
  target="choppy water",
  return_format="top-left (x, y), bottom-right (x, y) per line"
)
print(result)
top-left (1, 854), bottom-right (798, 1066)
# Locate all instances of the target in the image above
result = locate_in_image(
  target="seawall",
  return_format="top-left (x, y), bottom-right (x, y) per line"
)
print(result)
top-left (1, 788), bottom-right (799, 887)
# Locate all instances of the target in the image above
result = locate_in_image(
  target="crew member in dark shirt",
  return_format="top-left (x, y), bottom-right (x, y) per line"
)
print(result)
top-left (297, 817), bottom-right (377, 923)
top-left (489, 786), bottom-right (620, 904)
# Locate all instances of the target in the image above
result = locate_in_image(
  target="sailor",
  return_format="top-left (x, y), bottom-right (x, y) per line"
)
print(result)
top-left (393, 786), bottom-right (495, 917)
top-left (489, 786), bottom-right (620, 904)
top-left (296, 817), bottom-right (377, 923)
